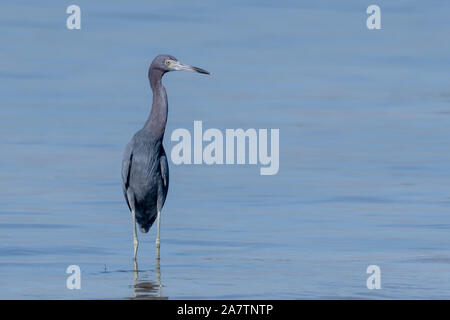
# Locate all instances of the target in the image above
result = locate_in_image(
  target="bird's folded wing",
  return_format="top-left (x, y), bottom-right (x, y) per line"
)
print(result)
top-left (122, 143), bottom-right (133, 211)
top-left (160, 153), bottom-right (169, 188)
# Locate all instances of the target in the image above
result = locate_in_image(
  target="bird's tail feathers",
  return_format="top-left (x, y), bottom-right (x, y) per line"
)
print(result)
top-left (136, 212), bottom-right (156, 233)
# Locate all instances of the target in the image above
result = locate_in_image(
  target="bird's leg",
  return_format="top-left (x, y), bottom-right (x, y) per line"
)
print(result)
top-left (156, 257), bottom-right (162, 297)
top-left (133, 259), bottom-right (138, 274)
top-left (132, 210), bottom-right (139, 264)
top-left (156, 210), bottom-right (161, 259)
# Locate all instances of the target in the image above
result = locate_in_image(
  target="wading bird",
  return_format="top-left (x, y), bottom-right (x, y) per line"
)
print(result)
top-left (122, 55), bottom-right (209, 263)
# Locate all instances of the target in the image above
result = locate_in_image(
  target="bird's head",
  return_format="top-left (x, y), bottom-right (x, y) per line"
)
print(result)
top-left (151, 54), bottom-right (210, 75)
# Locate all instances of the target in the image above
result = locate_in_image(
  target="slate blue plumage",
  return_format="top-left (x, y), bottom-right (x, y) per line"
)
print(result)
top-left (121, 54), bottom-right (209, 261)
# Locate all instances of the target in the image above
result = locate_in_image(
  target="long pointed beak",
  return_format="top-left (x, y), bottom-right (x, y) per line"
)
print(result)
top-left (173, 61), bottom-right (210, 75)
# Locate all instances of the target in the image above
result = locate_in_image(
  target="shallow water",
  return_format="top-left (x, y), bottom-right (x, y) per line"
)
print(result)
top-left (1, 0), bottom-right (450, 299)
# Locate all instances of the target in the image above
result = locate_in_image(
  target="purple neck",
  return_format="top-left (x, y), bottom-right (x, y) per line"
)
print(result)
top-left (145, 67), bottom-right (168, 141)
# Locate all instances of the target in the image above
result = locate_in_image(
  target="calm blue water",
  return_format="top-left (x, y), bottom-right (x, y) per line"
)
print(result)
top-left (1, 0), bottom-right (450, 299)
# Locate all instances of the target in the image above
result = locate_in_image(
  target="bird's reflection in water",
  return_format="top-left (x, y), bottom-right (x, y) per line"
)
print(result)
top-left (127, 259), bottom-right (167, 300)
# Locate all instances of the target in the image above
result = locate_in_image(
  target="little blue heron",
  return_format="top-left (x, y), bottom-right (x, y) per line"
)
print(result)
top-left (121, 54), bottom-right (209, 262)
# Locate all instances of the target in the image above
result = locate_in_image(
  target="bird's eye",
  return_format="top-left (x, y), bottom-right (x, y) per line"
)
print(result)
top-left (165, 60), bottom-right (170, 66)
